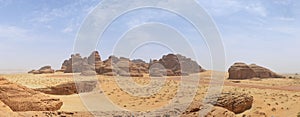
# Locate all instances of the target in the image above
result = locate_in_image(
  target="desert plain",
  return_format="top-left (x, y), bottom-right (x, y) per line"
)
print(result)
top-left (0, 70), bottom-right (299, 117)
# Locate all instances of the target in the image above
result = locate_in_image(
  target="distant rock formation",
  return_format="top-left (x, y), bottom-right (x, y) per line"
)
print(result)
top-left (97, 56), bottom-right (147, 77)
top-left (149, 54), bottom-right (205, 77)
top-left (228, 62), bottom-right (284, 79)
top-left (0, 77), bottom-right (62, 111)
top-left (60, 53), bottom-right (94, 73)
top-left (52, 51), bottom-right (205, 77)
top-left (28, 66), bottom-right (54, 74)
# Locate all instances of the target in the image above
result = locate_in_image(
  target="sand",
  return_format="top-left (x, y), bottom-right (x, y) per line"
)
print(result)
top-left (0, 71), bottom-right (299, 117)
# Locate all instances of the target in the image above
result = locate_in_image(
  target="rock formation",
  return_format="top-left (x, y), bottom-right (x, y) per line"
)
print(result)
top-left (28, 66), bottom-right (55, 74)
top-left (182, 101), bottom-right (235, 117)
top-left (249, 64), bottom-right (284, 78)
top-left (206, 92), bottom-right (253, 114)
top-left (228, 63), bottom-right (256, 79)
top-left (35, 81), bottom-right (97, 95)
top-left (149, 54), bottom-right (205, 76)
top-left (0, 78), bottom-right (62, 111)
top-left (54, 52), bottom-right (205, 77)
top-left (97, 56), bottom-right (146, 77)
top-left (228, 62), bottom-right (284, 79)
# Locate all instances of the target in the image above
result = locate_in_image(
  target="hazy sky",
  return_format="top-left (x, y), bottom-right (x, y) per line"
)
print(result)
top-left (0, 0), bottom-right (299, 73)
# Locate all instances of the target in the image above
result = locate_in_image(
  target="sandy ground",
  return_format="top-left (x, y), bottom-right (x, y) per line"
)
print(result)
top-left (0, 71), bottom-right (300, 117)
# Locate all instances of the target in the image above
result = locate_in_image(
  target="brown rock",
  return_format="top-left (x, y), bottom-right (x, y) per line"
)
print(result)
top-left (249, 64), bottom-right (284, 78)
top-left (28, 66), bottom-right (55, 74)
top-left (182, 101), bottom-right (235, 117)
top-left (32, 70), bottom-right (40, 74)
top-left (0, 78), bottom-right (62, 111)
top-left (205, 106), bottom-right (236, 117)
top-left (149, 54), bottom-right (205, 76)
top-left (55, 69), bottom-right (65, 72)
top-left (87, 51), bottom-right (101, 65)
top-left (81, 70), bottom-right (97, 76)
top-left (228, 63), bottom-right (256, 79)
top-left (228, 62), bottom-right (284, 79)
top-left (206, 92), bottom-right (253, 114)
top-left (35, 81), bottom-right (97, 95)
top-left (149, 67), bottom-right (164, 77)
top-left (103, 72), bottom-right (117, 76)
top-left (39, 69), bottom-right (55, 74)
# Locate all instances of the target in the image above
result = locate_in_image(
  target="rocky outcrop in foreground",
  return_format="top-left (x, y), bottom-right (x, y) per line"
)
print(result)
top-left (228, 62), bottom-right (284, 79)
top-left (206, 92), bottom-right (253, 114)
top-left (0, 78), bottom-right (62, 111)
top-left (182, 101), bottom-right (235, 117)
top-left (28, 66), bottom-right (55, 74)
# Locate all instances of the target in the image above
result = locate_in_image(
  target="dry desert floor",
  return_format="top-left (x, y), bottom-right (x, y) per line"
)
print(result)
top-left (0, 71), bottom-right (300, 117)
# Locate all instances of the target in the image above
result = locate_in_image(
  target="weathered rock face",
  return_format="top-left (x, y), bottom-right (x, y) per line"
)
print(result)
top-left (228, 63), bottom-right (256, 79)
top-left (149, 54), bottom-right (205, 76)
top-left (249, 64), bottom-right (284, 78)
top-left (81, 70), bottom-right (97, 76)
top-left (228, 62), bottom-right (284, 79)
top-left (28, 66), bottom-right (55, 74)
top-left (0, 78), bottom-right (63, 111)
top-left (97, 56), bottom-right (147, 77)
top-left (59, 52), bottom-right (97, 73)
top-left (182, 101), bottom-right (235, 117)
top-left (57, 52), bottom-right (206, 77)
top-left (206, 93), bottom-right (253, 114)
top-left (35, 81), bottom-right (97, 95)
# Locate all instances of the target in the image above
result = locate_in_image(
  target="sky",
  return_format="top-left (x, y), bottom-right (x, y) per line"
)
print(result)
top-left (0, 0), bottom-right (299, 73)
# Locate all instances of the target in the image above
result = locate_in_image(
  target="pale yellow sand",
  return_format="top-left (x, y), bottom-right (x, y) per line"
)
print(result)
top-left (1, 71), bottom-right (299, 117)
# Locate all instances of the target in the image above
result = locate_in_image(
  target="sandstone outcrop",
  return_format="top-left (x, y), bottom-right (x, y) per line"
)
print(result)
top-left (35, 81), bottom-right (97, 95)
top-left (0, 78), bottom-right (62, 111)
top-left (182, 101), bottom-right (235, 117)
top-left (55, 52), bottom-right (206, 77)
top-left (149, 54), bottom-right (205, 76)
top-left (228, 62), bottom-right (284, 79)
top-left (28, 66), bottom-right (55, 74)
top-left (228, 63), bottom-right (256, 79)
top-left (249, 64), bottom-right (284, 78)
top-left (97, 56), bottom-right (146, 77)
top-left (206, 92), bottom-right (253, 114)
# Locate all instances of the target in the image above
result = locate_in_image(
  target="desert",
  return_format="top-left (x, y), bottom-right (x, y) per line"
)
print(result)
top-left (1, 1), bottom-right (300, 117)
top-left (0, 51), bottom-right (299, 117)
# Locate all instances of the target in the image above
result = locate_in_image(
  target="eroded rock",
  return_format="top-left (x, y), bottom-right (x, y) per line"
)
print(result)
top-left (0, 78), bottom-right (62, 111)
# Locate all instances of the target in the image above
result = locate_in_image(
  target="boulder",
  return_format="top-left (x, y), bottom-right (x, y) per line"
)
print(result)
top-left (206, 92), bottom-right (253, 114)
top-left (228, 62), bottom-right (284, 79)
top-left (205, 106), bottom-right (236, 117)
top-left (0, 78), bottom-right (62, 111)
top-left (182, 101), bottom-right (235, 117)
